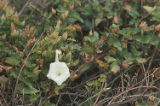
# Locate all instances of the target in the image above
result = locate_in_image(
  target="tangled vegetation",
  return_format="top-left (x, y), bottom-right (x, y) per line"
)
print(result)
top-left (0, 0), bottom-right (160, 105)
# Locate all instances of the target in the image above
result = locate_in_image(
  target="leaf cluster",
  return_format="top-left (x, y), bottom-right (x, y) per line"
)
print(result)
top-left (0, 0), bottom-right (160, 105)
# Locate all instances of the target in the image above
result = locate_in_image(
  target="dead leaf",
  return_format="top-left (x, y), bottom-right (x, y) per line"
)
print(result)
top-left (155, 24), bottom-right (160, 31)
top-left (113, 16), bottom-right (118, 24)
top-left (111, 63), bottom-right (120, 74)
top-left (0, 75), bottom-right (8, 83)
top-left (139, 21), bottom-right (147, 31)
top-left (124, 5), bottom-right (132, 12)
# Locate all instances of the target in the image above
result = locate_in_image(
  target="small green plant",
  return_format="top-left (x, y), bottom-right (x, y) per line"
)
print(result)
top-left (0, 0), bottom-right (160, 105)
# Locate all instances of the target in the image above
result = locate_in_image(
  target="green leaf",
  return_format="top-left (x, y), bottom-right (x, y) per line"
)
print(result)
top-left (22, 79), bottom-right (34, 88)
top-left (143, 6), bottom-right (156, 14)
top-left (29, 94), bottom-right (41, 102)
top-left (95, 18), bottom-right (104, 26)
top-left (118, 28), bottom-right (139, 40)
top-left (131, 46), bottom-right (142, 56)
top-left (150, 36), bottom-right (160, 45)
top-left (85, 85), bottom-right (93, 92)
top-left (40, 81), bottom-right (47, 90)
top-left (72, 44), bottom-right (81, 51)
top-left (25, 60), bottom-right (36, 68)
top-left (136, 35), bottom-right (151, 44)
top-left (17, 82), bottom-right (25, 92)
top-left (82, 44), bottom-right (94, 53)
top-left (86, 31), bottom-right (99, 43)
top-left (104, 1), bottom-right (114, 19)
top-left (74, 0), bottom-right (81, 5)
top-left (56, 84), bottom-right (66, 89)
top-left (136, 57), bottom-right (147, 64)
top-left (5, 57), bottom-right (20, 66)
top-left (69, 11), bottom-right (84, 23)
top-left (151, 11), bottom-right (160, 22)
top-left (135, 34), bottom-right (159, 45)
top-left (45, 101), bottom-right (56, 106)
top-left (110, 62), bottom-right (120, 74)
top-left (105, 56), bottom-right (117, 63)
top-left (136, 103), bottom-right (149, 106)
top-left (56, 6), bottom-right (67, 12)
top-left (23, 69), bottom-right (38, 80)
top-left (127, 6), bottom-right (139, 18)
top-left (22, 87), bottom-right (39, 94)
top-left (109, 37), bottom-right (122, 51)
top-left (80, 63), bottom-right (93, 74)
top-left (121, 49), bottom-right (133, 59)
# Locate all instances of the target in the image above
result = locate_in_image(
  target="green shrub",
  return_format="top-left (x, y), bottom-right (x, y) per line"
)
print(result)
top-left (0, 0), bottom-right (160, 105)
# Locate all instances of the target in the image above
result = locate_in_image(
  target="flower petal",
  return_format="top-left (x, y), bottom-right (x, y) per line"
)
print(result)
top-left (47, 62), bottom-right (70, 85)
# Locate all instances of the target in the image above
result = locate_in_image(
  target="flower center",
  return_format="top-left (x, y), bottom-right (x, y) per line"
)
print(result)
top-left (56, 72), bottom-right (62, 76)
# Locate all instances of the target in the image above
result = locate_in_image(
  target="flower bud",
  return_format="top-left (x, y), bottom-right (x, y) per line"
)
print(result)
top-left (69, 4), bottom-right (74, 10)
top-left (66, 52), bottom-right (72, 59)
top-left (61, 11), bottom-right (69, 19)
top-left (51, 8), bottom-right (56, 14)
top-left (62, 32), bottom-right (68, 40)
top-left (11, 29), bottom-right (19, 37)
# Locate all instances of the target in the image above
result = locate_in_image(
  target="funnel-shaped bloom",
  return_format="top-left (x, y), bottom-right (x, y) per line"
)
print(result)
top-left (47, 50), bottom-right (70, 85)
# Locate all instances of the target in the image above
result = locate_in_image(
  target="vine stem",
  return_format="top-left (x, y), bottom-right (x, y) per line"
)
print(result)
top-left (18, 0), bottom-right (31, 16)
top-left (11, 32), bottom-right (44, 105)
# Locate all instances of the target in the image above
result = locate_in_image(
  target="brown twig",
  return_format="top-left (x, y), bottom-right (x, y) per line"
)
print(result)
top-left (11, 32), bottom-right (44, 105)
top-left (107, 65), bottom-right (136, 87)
top-left (69, 75), bottom-right (100, 89)
top-left (109, 94), bottom-right (160, 106)
top-left (79, 91), bottom-right (103, 106)
top-left (107, 86), bottom-right (159, 105)
top-left (79, 82), bottom-right (108, 106)
top-left (18, 0), bottom-right (31, 16)
top-left (72, 62), bottom-right (91, 75)
top-left (147, 47), bottom-right (157, 71)
top-left (142, 63), bottom-right (149, 86)
top-left (0, 89), bottom-right (8, 106)
top-left (41, 92), bottom-right (85, 105)
top-left (94, 82), bottom-right (106, 105)
top-left (56, 95), bottom-right (61, 105)
top-left (120, 75), bottom-right (125, 100)
top-left (71, 50), bottom-right (107, 77)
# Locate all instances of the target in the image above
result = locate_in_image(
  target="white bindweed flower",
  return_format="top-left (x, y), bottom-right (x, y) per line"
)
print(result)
top-left (47, 50), bottom-right (70, 85)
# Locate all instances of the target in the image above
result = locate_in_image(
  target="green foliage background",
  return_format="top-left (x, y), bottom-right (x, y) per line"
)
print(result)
top-left (0, 0), bottom-right (160, 105)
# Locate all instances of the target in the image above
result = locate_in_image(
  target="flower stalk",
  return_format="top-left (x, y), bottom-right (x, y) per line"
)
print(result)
top-left (47, 50), bottom-right (70, 85)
